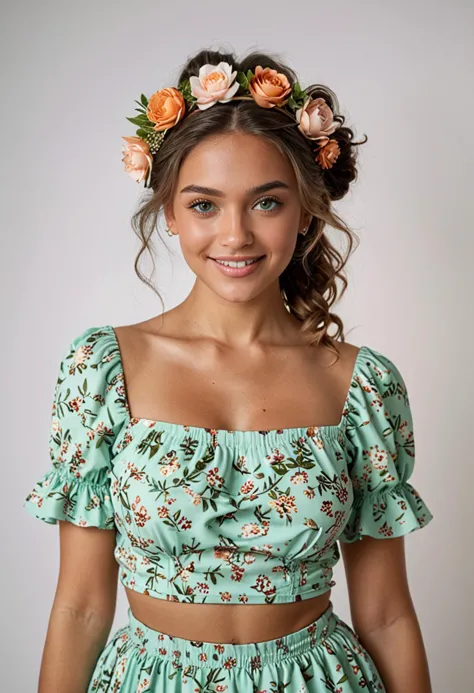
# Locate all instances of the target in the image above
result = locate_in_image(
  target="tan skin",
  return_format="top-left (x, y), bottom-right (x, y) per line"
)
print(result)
top-left (48, 132), bottom-right (432, 692)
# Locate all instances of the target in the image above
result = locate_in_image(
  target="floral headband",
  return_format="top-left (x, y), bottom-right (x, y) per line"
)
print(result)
top-left (122, 62), bottom-right (342, 188)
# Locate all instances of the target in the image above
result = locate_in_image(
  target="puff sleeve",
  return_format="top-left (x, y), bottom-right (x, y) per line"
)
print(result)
top-left (23, 325), bottom-right (128, 529)
top-left (339, 346), bottom-right (434, 543)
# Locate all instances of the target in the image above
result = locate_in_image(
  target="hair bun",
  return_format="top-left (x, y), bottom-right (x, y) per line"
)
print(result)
top-left (318, 125), bottom-right (368, 201)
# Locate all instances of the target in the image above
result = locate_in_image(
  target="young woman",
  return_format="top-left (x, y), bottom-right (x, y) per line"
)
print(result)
top-left (24, 48), bottom-right (434, 692)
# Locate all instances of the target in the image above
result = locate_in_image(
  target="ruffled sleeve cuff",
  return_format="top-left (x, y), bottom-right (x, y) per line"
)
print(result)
top-left (339, 480), bottom-right (434, 543)
top-left (23, 465), bottom-right (116, 530)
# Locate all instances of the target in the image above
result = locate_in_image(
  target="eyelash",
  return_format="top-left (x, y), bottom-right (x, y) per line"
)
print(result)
top-left (186, 196), bottom-right (283, 217)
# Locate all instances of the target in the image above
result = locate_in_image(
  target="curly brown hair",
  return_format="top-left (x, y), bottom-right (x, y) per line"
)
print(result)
top-left (130, 47), bottom-right (367, 357)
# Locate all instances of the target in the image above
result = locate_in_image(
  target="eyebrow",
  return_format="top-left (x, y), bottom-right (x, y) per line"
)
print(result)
top-left (179, 180), bottom-right (291, 197)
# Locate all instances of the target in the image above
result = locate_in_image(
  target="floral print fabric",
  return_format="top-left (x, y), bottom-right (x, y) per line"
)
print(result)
top-left (87, 602), bottom-right (388, 692)
top-left (24, 324), bottom-right (434, 605)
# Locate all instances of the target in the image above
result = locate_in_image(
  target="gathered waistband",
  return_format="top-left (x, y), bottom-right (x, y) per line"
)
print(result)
top-left (126, 600), bottom-right (337, 668)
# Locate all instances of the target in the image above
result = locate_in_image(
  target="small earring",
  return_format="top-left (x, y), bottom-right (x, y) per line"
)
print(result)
top-left (301, 226), bottom-right (309, 236)
top-left (165, 226), bottom-right (174, 237)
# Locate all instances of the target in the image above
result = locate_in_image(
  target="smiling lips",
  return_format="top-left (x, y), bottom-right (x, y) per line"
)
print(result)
top-left (210, 255), bottom-right (265, 277)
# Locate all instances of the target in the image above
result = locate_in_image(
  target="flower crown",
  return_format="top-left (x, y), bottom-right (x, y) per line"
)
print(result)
top-left (122, 62), bottom-right (342, 188)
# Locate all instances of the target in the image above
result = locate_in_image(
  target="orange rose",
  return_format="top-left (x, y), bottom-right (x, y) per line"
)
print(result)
top-left (248, 65), bottom-right (292, 109)
top-left (296, 97), bottom-right (339, 140)
top-left (315, 138), bottom-right (341, 170)
top-left (121, 136), bottom-right (153, 184)
top-left (146, 87), bottom-right (186, 132)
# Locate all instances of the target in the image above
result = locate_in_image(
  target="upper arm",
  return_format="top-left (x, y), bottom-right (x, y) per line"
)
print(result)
top-left (339, 535), bottom-right (413, 634)
top-left (337, 348), bottom-right (434, 632)
top-left (55, 522), bottom-right (119, 618)
top-left (23, 326), bottom-right (128, 614)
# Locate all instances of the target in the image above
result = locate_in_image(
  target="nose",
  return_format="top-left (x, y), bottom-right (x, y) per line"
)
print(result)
top-left (216, 210), bottom-right (254, 248)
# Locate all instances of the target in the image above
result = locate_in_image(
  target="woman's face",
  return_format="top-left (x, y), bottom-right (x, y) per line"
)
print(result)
top-left (165, 131), bottom-right (310, 304)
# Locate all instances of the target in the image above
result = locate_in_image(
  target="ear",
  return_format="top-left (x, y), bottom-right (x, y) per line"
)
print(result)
top-left (164, 203), bottom-right (175, 228)
top-left (299, 211), bottom-right (313, 232)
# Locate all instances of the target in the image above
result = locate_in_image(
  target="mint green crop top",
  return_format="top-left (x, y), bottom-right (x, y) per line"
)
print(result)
top-left (23, 324), bottom-right (433, 604)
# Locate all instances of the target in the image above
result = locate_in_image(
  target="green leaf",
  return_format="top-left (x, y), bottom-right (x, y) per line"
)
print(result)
top-left (120, 494), bottom-right (130, 511)
top-left (271, 463), bottom-right (288, 476)
top-left (236, 71), bottom-right (248, 90)
top-left (125, 116), bottom-right (139, 126)
top-left (149, 444), bottom-right (161, 459)
top-left (140, 93), bottom-right (148, 107)
top-left (299, 460), bottom-right (316, 470)
top-left (288, 95), bottom-right (298, 110)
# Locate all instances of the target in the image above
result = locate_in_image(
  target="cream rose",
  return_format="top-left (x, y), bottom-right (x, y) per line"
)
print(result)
top-left (296, 96), bottom-right (339, 140)
top-left (248, 65), bottom-right (292, 109)
top-left (189, 62), bottom-right (240, 111)
top-left (146, 87), bottom-right (186, 132)
top-left (121, 136), bottom-right (153, 184)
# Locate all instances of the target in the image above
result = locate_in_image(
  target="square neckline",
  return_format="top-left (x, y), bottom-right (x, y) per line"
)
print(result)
top-left (105, 323), bottom-right (367, 438)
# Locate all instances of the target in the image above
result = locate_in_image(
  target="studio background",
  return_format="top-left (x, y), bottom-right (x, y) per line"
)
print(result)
top-left (2, 1), bottom-right (472, 690)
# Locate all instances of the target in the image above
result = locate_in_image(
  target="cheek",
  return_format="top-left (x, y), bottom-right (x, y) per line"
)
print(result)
top-left (177, 225), bottom-right (213, 258)
top-left (267, 228), bottom-right (298, 262)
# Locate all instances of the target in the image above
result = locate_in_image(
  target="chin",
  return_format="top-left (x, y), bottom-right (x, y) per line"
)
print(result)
top-left (209, 283), bottom-right (265, 303)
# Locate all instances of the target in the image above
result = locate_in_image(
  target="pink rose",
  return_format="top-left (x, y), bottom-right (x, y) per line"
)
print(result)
top-left (296, 97), bottom-right (339, 140)
top-left (189, 62), bottom-right (240, 110)
top-left (121, 136), bottom-right (152, 184)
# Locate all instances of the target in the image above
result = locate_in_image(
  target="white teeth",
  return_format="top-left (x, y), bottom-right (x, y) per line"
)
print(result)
top-left (215, 258), bottom-right (260, 267)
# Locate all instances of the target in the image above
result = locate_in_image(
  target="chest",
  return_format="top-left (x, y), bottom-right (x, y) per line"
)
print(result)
top-left (109, 421), bottom-right (354, 569)
top-left (126, 348), bottom-right (348, 432)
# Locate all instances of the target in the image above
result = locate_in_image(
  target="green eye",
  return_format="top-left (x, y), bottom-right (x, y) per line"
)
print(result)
top-left (192, 201), bottom-right (214, 214)
top-left (256, 198), bottom-right (280, 212)
top-left (188, 196), bottom-right (283, 216)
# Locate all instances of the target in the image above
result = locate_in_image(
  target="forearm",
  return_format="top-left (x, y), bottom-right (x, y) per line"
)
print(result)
top-left (356, 612), bottom-right (432, 693)
top-left (38, 604), bottom-right (113, 693)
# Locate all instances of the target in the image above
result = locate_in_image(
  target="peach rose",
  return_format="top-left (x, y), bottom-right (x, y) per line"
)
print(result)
top-left (315, 138), bottom-right (341, 169)
top-left (121, 136), bottom-right (153, 184)
top-left (296, 97), bottom-right (339, 140)
top-left (189, 62), bottom-right (240, 111)
top-left (213, 547), bottom-right (234, 561)
top-left (248, 65), bottom-right (292, 109)
top-left (146, 87), bottom-right (186, 132)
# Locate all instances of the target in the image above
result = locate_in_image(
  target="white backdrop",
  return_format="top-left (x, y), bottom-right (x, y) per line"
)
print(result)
top-left (2, 1), bottom-right (473, 690)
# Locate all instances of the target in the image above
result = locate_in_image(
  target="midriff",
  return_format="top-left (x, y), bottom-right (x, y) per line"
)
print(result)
top-left (125, 586), bottom-right (332, 644)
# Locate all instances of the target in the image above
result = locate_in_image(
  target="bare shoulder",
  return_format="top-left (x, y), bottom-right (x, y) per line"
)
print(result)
top-left (307, 340), bottom-right (361, 402)
top-left (111, 314), bottom-right (180, 368)
top-left (318, 338), bottom-right (363, 372)
top-left (331, 339), bottom-right (362, 361)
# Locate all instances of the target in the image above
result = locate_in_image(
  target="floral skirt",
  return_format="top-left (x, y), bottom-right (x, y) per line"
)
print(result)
top-left (88, 601), bottom-right (386, 692)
